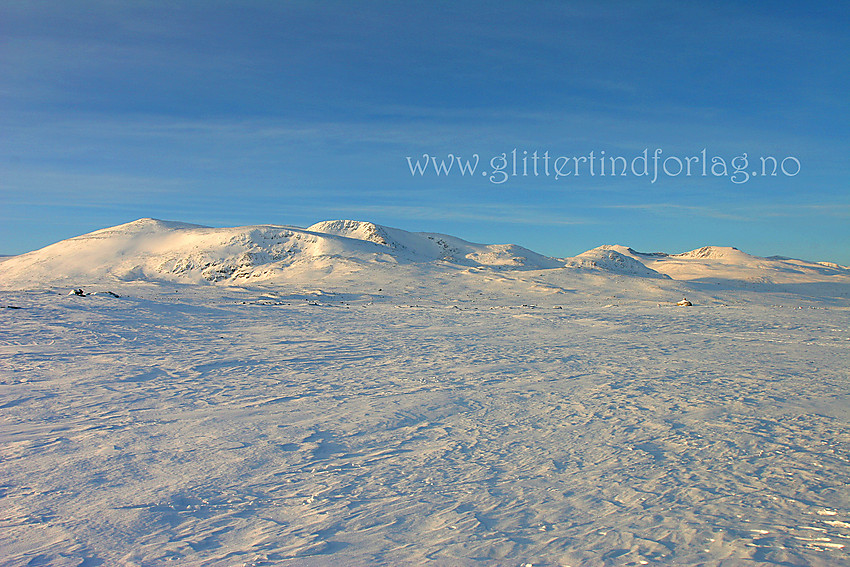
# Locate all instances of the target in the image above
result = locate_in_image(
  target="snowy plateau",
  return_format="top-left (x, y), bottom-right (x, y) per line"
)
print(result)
top-left (1, 218), bottom-right (849, 567)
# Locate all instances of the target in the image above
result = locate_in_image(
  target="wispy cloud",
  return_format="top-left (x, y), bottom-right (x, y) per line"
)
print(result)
top-left (606, 202), bottom-right (850, 221)
top-left (319, 203), bottom-right (593, 228)
top-left (604, 203), bottom-right (752, 221)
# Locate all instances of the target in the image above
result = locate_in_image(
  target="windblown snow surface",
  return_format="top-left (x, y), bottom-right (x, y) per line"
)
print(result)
top-left (1, 219), bottom-right (850, 567)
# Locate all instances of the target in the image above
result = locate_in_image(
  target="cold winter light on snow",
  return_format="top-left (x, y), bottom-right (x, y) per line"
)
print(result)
top-left (1, 219), bottom-right (849, 565)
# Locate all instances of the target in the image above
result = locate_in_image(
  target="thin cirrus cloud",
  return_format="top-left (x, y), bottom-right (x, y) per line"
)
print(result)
top-left (604, 203), bottom-right (755, 223)
top-left (324, 202), bottom-right (592, 228)
top-left (0, 2), bottom-right (848, 263)
top-left (606, 202), bottom-right (850, 221)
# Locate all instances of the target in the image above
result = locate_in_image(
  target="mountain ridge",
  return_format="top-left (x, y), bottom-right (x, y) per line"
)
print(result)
top-left (0, 218), bottom-right (847, 290)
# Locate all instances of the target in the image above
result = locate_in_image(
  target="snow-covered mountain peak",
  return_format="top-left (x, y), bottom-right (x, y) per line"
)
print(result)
top-left (566, 246), bottom-right (669, 279)
top-left (2, 219), bottom-right (848, 292)
top-left (83, 217), bottom-right (208, 238)
top-left (0, 218), bottom-right (566, 287)
top-left (595, 244), bottom-right (669, 259)
top-left (306, 220), bottom-right (564, 269)
top-left (306, 220), bottom-right (393, 247)
top-left (672, 246), bottom-right (752, 261)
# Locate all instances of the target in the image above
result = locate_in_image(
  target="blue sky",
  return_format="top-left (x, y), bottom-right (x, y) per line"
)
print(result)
top-left (2, 1), bottom-right (848, 262)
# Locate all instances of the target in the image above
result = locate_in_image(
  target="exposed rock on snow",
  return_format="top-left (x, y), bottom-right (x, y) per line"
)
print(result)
top-left (0, 219), bottom-right (848, 298)
top-left (672, 245), bottom-right (753, 260)
top-left (1, 219), bottom-right (850, 567)
top-left (308, 219), bottom-right (563, 269)
top-left (0, 218), bottom-right (564, 288)
top-left (306, 219), bottom-right (395, 247)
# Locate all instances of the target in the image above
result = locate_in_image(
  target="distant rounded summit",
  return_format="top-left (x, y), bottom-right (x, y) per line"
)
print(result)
top-left (0, 218), bottom-right (846, 289)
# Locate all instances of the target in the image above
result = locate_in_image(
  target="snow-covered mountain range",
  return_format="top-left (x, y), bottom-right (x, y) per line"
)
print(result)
top-left (0, 218), bottom-right (847, 291)
top-left (3, 219), bottom-right (850, 567)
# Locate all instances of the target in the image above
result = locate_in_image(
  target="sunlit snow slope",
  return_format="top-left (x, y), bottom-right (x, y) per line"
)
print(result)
top-left (0, 219), bottom-right (848, 295)
top-left (593, 244), bottom-right (850, 286)
top-left (2, 219), bottom-right (850, 566)
top-left (0, 219), bottom-right (566, 287)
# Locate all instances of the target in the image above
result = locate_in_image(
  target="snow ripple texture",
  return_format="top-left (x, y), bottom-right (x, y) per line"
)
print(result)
top-left (1, 219), bottom-right (849, 566)
top-left (1, 282), bottom-right (849, 566)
